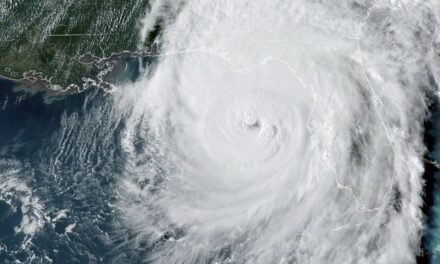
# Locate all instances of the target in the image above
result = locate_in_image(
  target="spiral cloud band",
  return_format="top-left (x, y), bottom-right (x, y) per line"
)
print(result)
top-left (115, 0), bottom-right (440, 263)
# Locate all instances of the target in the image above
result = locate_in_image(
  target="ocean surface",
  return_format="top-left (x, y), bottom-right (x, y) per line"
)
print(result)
top-left (423, 91), bottom-right (440, 262)
top-left (0, 79), bottom-right (132, 263)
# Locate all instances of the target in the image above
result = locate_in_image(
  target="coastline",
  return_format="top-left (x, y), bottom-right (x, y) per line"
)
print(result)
top-left (0, 46), bottom-right (159, 97)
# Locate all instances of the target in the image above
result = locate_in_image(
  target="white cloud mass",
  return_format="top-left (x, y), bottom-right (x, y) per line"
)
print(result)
top-left (115, 0), bottom-right (440, 263)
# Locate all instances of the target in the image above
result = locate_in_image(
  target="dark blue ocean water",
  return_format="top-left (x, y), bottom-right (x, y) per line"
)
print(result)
top-left (422, 94), bottom-right (440, 263)
top-left (0, 79), bottom-right (137, 263)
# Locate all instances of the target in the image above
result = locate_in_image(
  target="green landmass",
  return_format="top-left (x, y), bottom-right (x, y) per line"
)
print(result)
top-left (0, 0), bottom-right (158, 91)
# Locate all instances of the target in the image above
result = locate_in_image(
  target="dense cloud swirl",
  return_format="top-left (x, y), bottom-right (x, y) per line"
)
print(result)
top-left (115, 0), bottom-right (440, 263)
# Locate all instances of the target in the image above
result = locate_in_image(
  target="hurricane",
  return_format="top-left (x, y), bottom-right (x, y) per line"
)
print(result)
top-left (102, 0), bottom-right (440, 263)
top-left (2, 0), bottom-right (440, 263)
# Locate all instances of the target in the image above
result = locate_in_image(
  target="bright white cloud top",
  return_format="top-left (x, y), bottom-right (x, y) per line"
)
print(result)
top-left (115, 0), bottom-right (440, 263)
